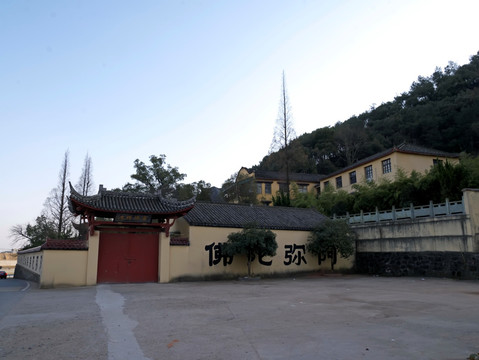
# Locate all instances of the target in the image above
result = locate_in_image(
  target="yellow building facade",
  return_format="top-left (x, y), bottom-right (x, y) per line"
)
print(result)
top-left (318, 143), bottom-right (459, 193)
top-left (238, 167), bottom-right (321, 205)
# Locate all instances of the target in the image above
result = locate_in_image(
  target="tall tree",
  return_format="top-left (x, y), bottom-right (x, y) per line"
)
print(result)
top-left (221, 173), bottom-right (257, 204)
top-left (270, 71), bottom-right (296, 197)
top-left (334, 116), bottom-right (368, 166)
top-left (223, 223), bottom-right (278, 277)
top-left (44, 150), bottom-right (74, 239)
top-left (193, 180), bottom-right (213, 201)
top-left (9, 215), bottom-right (57, 249)
top-left (307, 219), bottom-right (356, 271)
top-left (75, 152), bottom-right (94, 196)
top-left (123, 154), bottom-right (186, 198)
top-left (174, 180), bottom-right (213, 201)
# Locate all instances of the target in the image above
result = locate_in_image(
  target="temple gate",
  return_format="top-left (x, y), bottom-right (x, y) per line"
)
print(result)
top-left (69, 184), bottom-right (195, 284)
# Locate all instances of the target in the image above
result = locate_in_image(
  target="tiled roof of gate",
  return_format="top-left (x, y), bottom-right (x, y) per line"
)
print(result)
top-left (69, 183), bottom-right (195, 216)
top-left (183, 202), bottom-right (327, 231)
top-left (41, 238), bottom-right (88, 250)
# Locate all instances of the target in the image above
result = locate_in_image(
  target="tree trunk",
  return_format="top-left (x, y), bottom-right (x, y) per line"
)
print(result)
top-left (57, 152), bottom-right (69, 238)
top-left (270, 71), bottom-right (296, 201)
top-left (330, 247), bottom-right (338, 271)
top-left (282, 74), bottom-right (291, 194)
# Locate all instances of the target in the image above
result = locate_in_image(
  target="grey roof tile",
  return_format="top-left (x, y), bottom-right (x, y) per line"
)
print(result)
top-left (69, 183), bottom-right (195, 216)
top-left (395, 143), bottom-right (460, 157)
top-left (252, 170), bottom-right (323, 183)
top-left (41, 238), bottom-right (88, 250)
top-left (183, 202), bottom-right (327, 231)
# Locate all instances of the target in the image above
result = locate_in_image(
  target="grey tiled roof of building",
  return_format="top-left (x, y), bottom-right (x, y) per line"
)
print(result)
top-left (69, 183), bottom-right (195, 216)
top-left (246, 169), bottom-right (323, 183)
top-left (394, 143), bottom-right (459, 157)
top-left (183, 202), bottom-right (327, 231)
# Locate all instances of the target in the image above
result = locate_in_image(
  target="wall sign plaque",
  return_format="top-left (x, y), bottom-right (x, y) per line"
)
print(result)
top-left (115, 214), bottom-right (152, 223)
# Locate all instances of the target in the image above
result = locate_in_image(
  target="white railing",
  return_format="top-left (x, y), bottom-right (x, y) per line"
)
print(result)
top-left (16, 246), bottom-right (43, 275)
top-left (334, 198), bottom-right (464, 224)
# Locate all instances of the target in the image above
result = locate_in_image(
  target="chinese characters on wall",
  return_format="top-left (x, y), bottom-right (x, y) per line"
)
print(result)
top-left (283, 244), bottom-right (307, 265)
top-left (204, 242), bottom-right (233, 266)
top-left (205, 242), bottom-right (308, 267)
top-left (115, 214), bottom-right (152, 223)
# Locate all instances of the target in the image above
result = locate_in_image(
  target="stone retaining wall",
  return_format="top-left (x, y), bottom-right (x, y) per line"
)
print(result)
top-left (356, 252), bottom-right (479, 279)
top-left (14, 264), bottom-right (41, 283)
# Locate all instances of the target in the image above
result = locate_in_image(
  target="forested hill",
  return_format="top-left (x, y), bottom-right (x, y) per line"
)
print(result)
top-left (257, 51), bottom-right (479, 175)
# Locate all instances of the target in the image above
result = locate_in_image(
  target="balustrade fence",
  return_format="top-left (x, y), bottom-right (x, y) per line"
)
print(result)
top-left (16, 247), bottom-right (43, 278)
top-left (334, 198), bottom-right (464, 224)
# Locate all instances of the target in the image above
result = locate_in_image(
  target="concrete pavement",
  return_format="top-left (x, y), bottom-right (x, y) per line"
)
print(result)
top-left (0, 275), bottom-right (478, 359)
top-left (0, 279), bottom-right (30, 321)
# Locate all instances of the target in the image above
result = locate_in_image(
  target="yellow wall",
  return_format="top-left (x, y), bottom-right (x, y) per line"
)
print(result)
top-left (395, 153), bottom-right (457, 176)
top-left (320, 153), bottom-right (457, 194)
top-left (256, 180), bottom-right (278, 204)
top-left (40, 250), bottom-right (88, 288)
top-left (463, 189), bottom-right (479, 252)
top-left (159, 232), bottom-right (170, 283)
top-left (86, 231), bottom-right (99, 286)
top-left (23, 218), bottom-right (354, 287)
top-left (238, 167), bottom-right (252, 184)
top-left (256, 181), bottom-right (318, 204)
top-left (169, 218), bottom-right (354, 281)
top-left (171, 217), bottom-right (189, 237)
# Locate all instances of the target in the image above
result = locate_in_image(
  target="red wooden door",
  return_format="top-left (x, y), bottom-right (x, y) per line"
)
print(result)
top-left (97, 231), bottom-right (159, 283)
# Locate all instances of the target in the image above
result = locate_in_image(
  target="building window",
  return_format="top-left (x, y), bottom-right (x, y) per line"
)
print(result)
top-left (433, 159), bottom-right (443, 166)
top-left (265, 183), bottom-right (271, 194)
top-left (336, 176), bottom-right (342, 189)
top-left (365, 165), bottom-right (373, 181)
top-left (349, 171), bottom-right (357, 185)
top-left (298, 184), bottom-right (308, 193)
top-left (382, 158), bottom-right (392, 174)
top-left (323, 181), bottom-right (330, 190)
top-left (256, 183), bottom-right (262, 194)
top-left (279, 182), bottom-right (288, 192)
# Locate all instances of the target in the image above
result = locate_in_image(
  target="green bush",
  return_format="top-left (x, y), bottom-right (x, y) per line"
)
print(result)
top-left (306, 219), bottom-right (356, 271)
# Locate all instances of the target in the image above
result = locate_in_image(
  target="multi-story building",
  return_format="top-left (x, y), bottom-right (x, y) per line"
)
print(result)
top-left (317, 143), bottom-right (459, 194)
top-left (239, 143), bottom-right (459, 203)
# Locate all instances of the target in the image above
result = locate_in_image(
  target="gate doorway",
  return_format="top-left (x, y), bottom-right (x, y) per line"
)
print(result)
top-left (97, 230), bottom-right (159, 283)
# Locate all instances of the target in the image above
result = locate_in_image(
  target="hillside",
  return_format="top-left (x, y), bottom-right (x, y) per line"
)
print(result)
top-left (256, 51), bottom-right (479, 175)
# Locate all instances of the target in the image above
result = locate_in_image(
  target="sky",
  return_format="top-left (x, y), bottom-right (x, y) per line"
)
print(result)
top-left (1, 0), bottom-right (478, 251)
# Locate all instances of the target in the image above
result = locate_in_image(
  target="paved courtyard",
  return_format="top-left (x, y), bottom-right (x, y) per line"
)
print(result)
top-left (1, 275), bottom-right (478, 360)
